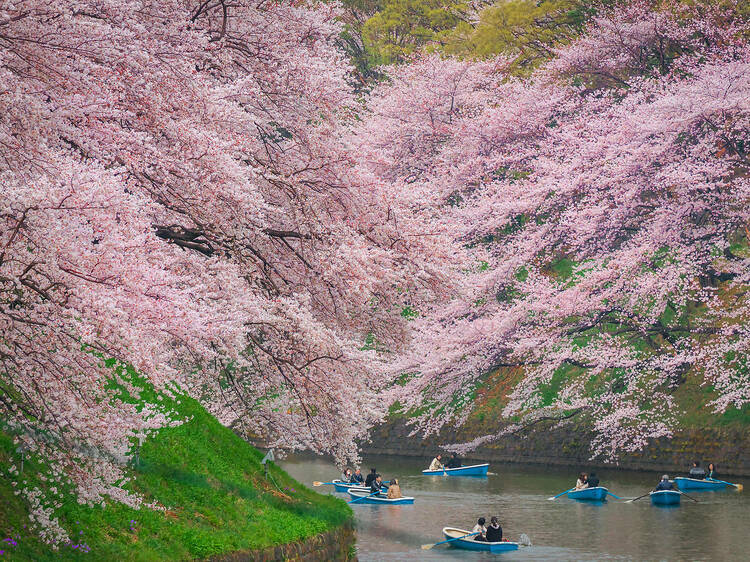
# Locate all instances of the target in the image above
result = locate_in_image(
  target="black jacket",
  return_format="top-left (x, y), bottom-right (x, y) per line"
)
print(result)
top-left (587, 476), bottom-right (600, 488)
top-left (445, 456), bottom-right (462, 469)
top-left (365, 473), bottom-right (376, 487)
top-left (351, 473), bottom-right (364, 484)
top-left (485, 524), bottom-right (502, 542)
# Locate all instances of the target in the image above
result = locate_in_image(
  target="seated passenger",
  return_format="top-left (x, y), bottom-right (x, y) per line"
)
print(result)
top-left (364, 468), bottom-right (377, 487)
top-left (351, 468), bottom-right (364, 484)
top-left (689, 461), bottom-right (706, 479)
top-left (386, 477), bottom-right (403, 499)
top-left (445, 453), bottom-right (462, 469)
top-left (341, 468), bottom-right (353, 483)
top-left (654, 474), bottom-right (674, 491)
top-left (471, 517), bottom-right (487, 541)
top-left (428, 454), bottom-right (444, 471)
top-left (586, 472), bottom-right (600, 488)
top-left (574, 472), bottom-right (588, 490)
top-left (485, 516), bottom-right (503, 542)
top-left (706, 463), bottom-right (717, 480)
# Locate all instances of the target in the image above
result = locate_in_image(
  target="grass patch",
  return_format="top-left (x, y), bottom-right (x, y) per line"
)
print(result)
top-left (0, 375), bottom-right (351, 560)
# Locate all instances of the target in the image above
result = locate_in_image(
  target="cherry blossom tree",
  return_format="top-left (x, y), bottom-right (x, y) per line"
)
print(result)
top-left (1, 0), bottom-right (452, 541)
top-left (357, 1), bottom-right (749, 459)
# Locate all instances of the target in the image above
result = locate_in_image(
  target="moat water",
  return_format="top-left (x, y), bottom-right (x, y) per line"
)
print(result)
top-left (282, 454), bottom-right (749, 561)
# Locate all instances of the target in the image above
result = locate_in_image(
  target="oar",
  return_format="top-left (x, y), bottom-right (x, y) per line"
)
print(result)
top-left (421, 532), bottom-right (479, 550)
top-left (678, 491), bottom-right (698, 502)
top-left (626, 492), bottom-right (651, 503)
top-left (547, 487), bottom-right (575, 500)
top-left (313, 481), bottom-right (336, 487)
top-left (606, 491), bottom-right (622, 499)
top-left (348, 490), bottom-right (382, 504)
top-left (708, 478), bottom-right (744, 492)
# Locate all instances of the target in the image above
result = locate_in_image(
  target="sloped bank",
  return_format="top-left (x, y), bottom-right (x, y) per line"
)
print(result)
top-left (362, 420), bottom-right (750, 477)
top-left (0, 372), bottom-right (355, 561)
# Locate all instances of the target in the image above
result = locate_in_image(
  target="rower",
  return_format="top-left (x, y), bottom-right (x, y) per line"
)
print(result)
top-left (370, 474), bottom-right (384, 495)
top-left (445, 452), bottom-right (462, 469)
top-left (365, 468), bottom-right (378, 487)
top-left (654, 474), bottom-right (674, 491)
top-left (689, 461), bottom-right (706, 479)
top-left (428, 454), bottom-right (444, 471)
top-left (586, 472), bottom-right (600, 488)
top-left (471, 517), bottom-right (487, 541)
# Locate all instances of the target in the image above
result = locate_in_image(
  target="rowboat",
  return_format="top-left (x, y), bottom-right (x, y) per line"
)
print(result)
top-left (674, 477), bottom-right (728, 491)
top-left (650, 490), bottom-right (681, 506)
top-left (567, 486), bottom-right (609, 501)
top-left (422, 463), bottom-right (490, 476)
top-left (347, 488), bottom-right (414, 505)
top-left (442, 527), bottom-right (519, 553)
top-left (331, 479), bottom-right (366, 493)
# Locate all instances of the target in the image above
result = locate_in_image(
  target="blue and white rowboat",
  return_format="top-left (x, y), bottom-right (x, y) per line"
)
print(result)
top-left (567, 486), bottom-right (609, 501)
top-left (674, 477), bottom-right (728, 491)
top-left (422, 463), bottom-right (490, 476)
top-left (650, 490), bottom-right (681, 506)
top-left (331, 479), bottom-right (366, 493)
top-left (347, 488), bottom-right (414, 505)
top-left (442, 527), bottom-right (519, 553)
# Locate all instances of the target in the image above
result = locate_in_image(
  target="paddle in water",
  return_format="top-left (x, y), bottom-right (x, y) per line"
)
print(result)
top-left (626, 492), bottom-right (652, 503)
top-left (678, 491), bottom-right (699, 502)
top-left (606, 491), bottom-right (623, 500)
top-left (708, 478), bottom-right (744, 492)
top-left (421, 531), bottom-right (479, 550)
top-left (548, 487), bottom-right (575, 500)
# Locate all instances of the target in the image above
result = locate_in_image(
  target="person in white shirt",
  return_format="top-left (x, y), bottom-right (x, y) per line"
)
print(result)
top-left (574, 472), bottom-right (588, 490)
top-left (428, 454), bottom-right (444, 471)
top-left (471, 517), bottom-right (487, 541)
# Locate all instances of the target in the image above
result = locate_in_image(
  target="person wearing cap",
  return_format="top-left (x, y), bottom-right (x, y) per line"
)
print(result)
top-left (654, 474), bottom-right (674, 491)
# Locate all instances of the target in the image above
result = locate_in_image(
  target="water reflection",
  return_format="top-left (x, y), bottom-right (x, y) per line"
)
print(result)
top-left (281, 454), bottom-right (749, 561)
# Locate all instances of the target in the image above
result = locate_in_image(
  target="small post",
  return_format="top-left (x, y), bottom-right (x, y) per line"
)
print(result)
top-left (260, 449), bottom-right (275, 479)
top-left (16, 445), bottom-right (26, 474)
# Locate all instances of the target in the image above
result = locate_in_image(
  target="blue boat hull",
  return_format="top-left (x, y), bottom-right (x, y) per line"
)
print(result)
top-left (567, 487), bottom-right (608, 501)
top-left (332, 479), bottom-right (362, 493)
top-left (651, 490), bottom-right (681, 505)
top-left (674, 477), bottom-right (728, 491)
top-left (347, 490), bottom-right (414, 504)
top-left (442, 528), bottom-right (519, 552)
top-left (422, 463), bottom-right (490, 476)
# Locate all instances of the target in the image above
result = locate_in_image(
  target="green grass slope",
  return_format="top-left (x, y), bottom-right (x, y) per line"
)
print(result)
top-left (0, 381), bottom-right (351, 560)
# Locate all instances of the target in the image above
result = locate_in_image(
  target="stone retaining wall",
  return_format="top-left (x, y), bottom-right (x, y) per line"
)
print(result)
top-left (211, 522), bottom-right (356, 562)
top-left (362, 420), bottom-right (750, 477)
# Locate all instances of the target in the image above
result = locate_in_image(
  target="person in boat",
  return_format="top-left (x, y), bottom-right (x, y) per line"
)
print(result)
top-left (485, 516), bottom-right (502, 542)
top-left (689, 461), bottom-right (706, 479)
top-left (365, 468), bottom-right (378, 488)
top-left (370, 474), bottom-right (385, 495)
top-left (428, 454), bottom-right (444, 471)
top-left (471, 517), bottom-right (487, 541)
top-left (706, 463), bottom-right (717, 479)
top-left (654, 474), bottom-right (674, 491)
top-left (341, 468), bottom-right (353, 483)
top-left (386, 477), bottom-right (403, 499)
top-left (574, 472), bottom-right (588, 490)
top-left (586, 472), bottom-right (600, 488)
top-left (351, 468), bottom-right (364, 484)
top-left (445, 453), bottom-right (462, 469)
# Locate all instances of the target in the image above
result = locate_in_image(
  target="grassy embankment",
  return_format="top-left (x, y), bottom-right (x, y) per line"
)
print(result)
top-left (0, 368), bottom-right (351, 560)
